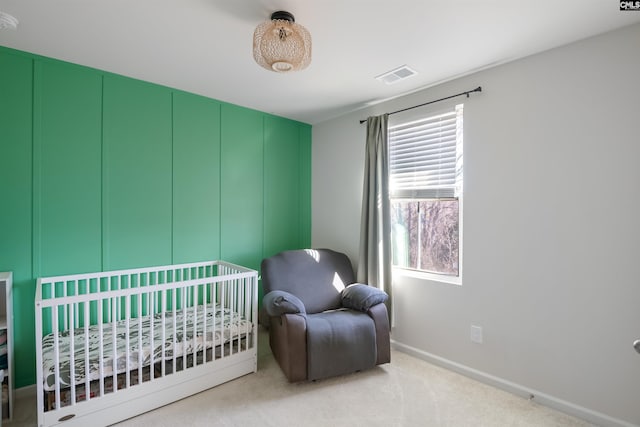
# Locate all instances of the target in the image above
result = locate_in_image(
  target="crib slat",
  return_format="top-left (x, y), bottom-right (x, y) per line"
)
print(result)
top-left (230, 277), bottom-right (235, 354)
top-left (241, 277), bottom-right (247, 352)
top-left (243, 276), bottom-right (248, 351)
top-left (237, 277), bottom-right (242, 353)
top-left (137, 279), bottom-right (143, 385)
top-left (231, 277), bottom-right (237, 355)
top-left (193, 283), bottom-right (199, 366)
top-left (238, 277), bottom-right (243, 353)
top-left (98, 294), bottom-right (104, 398)
top-left (111, 295), bottom-right (117, 393)
top-left (84, 300), bottom-right (90, 402)
top-left (181, 284), bottom-right (187, 369)
top-left (246, 276), bottom-right (252, 351)
top-left (74, 281), bottom-right (79, 329)
top-left (125, 291), bottom-right (130, 389)
top-left (220, 280), bottom-right (225, 359)
top-left (249, 276), bottom-right (253, 350)
top-left (69, 302), bottom-right (76, 405)
top-left (61, 281), bottom-right (67, 332)
top-left (204, 283), bottom-right (209, 364)
top-left (153, 289), bottom-right (159, 374)
top-left (172, 286), bottom-right (177, 374)
top-left (53, 302), bottom-right (61, 410)
top-left (213, 281), bottom-right (218, 360)
top-left (161, 288), bottom-right (166, 378)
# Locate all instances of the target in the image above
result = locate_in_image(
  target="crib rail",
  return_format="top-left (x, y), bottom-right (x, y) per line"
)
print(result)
top-left (35, 261), bottom-right (258, 427)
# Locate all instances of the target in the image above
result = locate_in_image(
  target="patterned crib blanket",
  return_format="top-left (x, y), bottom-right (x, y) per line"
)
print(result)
top-left (41, 303), bottom-right (252, 392)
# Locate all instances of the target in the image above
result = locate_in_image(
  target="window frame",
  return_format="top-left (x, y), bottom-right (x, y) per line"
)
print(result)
top-left (388, 103), bottom-right (464, 285)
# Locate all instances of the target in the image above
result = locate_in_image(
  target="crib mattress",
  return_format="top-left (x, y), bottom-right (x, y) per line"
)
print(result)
top-left (41, 304), bottom-right (251, 392)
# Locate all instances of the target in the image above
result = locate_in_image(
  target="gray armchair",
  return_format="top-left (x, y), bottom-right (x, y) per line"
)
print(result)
top-left (261, 249), bottom-right (390, 382)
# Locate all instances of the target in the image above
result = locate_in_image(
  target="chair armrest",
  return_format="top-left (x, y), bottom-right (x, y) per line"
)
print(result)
top-left (341, 283), bottom-right (388, 312)
top-left (368, 303), bottom-right (391, 365)
top-left (269, 313), bottom-right (308, 382)
top-left (263, 290), bottom-right (306, 317)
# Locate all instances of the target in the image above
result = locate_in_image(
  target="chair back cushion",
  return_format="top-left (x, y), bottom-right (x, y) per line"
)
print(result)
top-left (261, 249), bottom-right (355, 314)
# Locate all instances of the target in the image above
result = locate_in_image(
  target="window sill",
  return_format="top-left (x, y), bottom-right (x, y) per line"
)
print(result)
top-left (392, 267), bottom-right (462, 286)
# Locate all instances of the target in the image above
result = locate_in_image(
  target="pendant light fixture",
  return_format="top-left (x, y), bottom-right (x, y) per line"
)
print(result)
top-left (253, 11), bottom-right (311, 73)
top-left (0, 11), bottom-right (18, 30)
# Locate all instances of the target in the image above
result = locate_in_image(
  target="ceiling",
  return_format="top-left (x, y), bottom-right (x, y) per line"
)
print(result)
top-left (0, 1), bottom-right (639, 125)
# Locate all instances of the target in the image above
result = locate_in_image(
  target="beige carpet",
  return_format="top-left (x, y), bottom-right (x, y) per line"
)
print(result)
top-left (8, 329), bottom-right (594, 427)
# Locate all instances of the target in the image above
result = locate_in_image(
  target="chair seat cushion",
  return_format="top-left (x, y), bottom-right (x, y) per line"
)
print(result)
top-left (306, 309), bottom-right (377, 380)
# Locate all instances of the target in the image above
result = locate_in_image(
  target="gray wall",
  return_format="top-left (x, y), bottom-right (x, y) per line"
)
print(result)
top-left (312, 23), bottom-right (640, 426)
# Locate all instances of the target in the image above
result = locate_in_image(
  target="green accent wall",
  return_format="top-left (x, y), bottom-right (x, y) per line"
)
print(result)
top-left (0, 46), bottom-right (311, 387)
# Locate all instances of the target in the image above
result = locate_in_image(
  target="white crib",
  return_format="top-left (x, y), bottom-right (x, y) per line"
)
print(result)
top-left (35, 261), bottom-right (258, 427)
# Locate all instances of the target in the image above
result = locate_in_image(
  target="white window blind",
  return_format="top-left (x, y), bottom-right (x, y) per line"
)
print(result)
top-left (389, 104), bottom-right (463, 199)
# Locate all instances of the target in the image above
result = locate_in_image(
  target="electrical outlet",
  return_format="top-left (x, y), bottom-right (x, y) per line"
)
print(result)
top-left (470, 325), bottom-right (483, 344)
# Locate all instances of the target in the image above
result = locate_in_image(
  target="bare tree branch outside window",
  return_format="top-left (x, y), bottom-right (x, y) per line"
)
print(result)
top-left (391, 200), bottom-right (459, 276)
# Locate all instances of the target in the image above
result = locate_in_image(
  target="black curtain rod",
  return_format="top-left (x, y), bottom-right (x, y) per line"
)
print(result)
top-left (359, 86), bottom-right (482, 124)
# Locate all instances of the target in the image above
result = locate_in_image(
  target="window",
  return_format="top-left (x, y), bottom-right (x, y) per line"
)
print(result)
top-left (389, 104), bottom-right (463, 281)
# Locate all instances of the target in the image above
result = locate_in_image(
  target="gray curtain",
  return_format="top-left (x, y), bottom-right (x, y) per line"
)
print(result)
top-left (357, 114), bottom-right (392, 311)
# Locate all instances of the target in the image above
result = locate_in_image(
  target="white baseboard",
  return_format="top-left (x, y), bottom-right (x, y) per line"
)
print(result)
top-left (391, 340), bottom-right (636, 427)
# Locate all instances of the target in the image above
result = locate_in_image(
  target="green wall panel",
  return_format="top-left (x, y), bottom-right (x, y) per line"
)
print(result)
top-left (299, 124), bottom-right (312, 248)
top-left (33, 60), bottom-right (103, 277)
top-left (172, 92), bottom-right (221, 263)
top-left (0, 50), bottom-right (34, 387)
top-left (220, 104), bottom-right (264, 271)
top-left (102, 76), bottom-right (173, 270)
top-left (263, 116), bottom-right (301, 258)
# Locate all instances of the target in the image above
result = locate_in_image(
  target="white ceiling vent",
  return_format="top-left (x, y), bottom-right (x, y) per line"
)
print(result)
top-left (0, 11), bottom-right (18, 30)
top-left (376, 65), bottom-right (417, 85)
